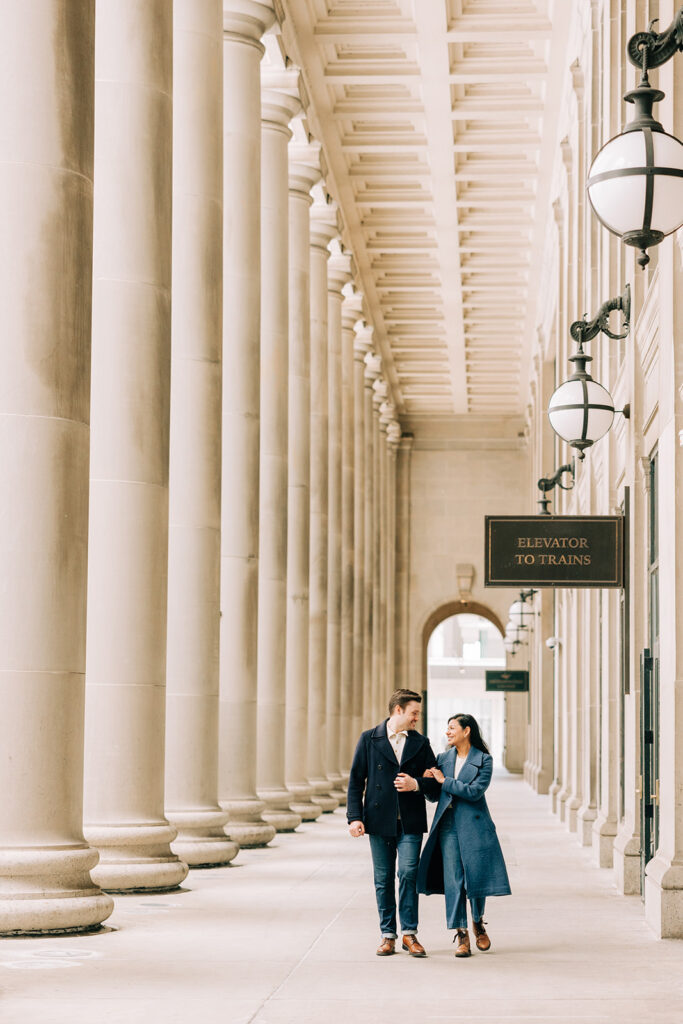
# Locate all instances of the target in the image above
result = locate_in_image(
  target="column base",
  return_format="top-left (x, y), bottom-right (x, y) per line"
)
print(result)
top-left (645, 855), bottom-right (683, 937)
top-left (0, 845), bottom-right (114, 936)
top-left (565, 795), bottom-right (581, 834)
top-left (222, 798), bottom-right (276, 848)
top-left (84, 822), bottom-right (189, 892)
top-left (257, 787), bottom-right (302, 832)
top-left (556, 786), bottom-right (570, 823)
top-left (308, 777), bottom-right (340, 813)
top-left (577, 803), bottom-right (597, 847)
top-left (613, 825), bottom-right (641, 895)
top-left (327, 773), bottom-right (347, 805)
top-left (548, 779), bottom-right (560, 815)
top-left (591, 813), bottom-right (617, 869)
top-left (287, 783), bottom-right (322, 821)
top-left (167, 808), bottom-right (239, 867)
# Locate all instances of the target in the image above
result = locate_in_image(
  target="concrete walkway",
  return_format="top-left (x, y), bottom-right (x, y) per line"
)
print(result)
top-left (2, 774), bottom-right (683, 1024)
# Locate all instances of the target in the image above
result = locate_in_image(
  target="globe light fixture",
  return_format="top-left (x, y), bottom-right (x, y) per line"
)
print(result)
top-left (548, 285), bottom-right (630, 459)
top-left (587, 10), bottom-right (683, 268)
top-left (509, 590), bottom-right (537, 630)
top-left (505, 621), bottom-right (525, 646)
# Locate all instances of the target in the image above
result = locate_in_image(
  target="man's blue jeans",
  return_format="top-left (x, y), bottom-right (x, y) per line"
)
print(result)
top-left (438, 805), bottom-right (486, 930)
top-left (368, 822), bottom-right (422, 938)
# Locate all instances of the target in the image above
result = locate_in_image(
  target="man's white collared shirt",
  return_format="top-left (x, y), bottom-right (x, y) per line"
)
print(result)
top-left (387, 723), bottom-right (408, 763)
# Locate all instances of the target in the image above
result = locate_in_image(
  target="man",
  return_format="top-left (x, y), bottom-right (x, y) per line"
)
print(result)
top-left (347, 688), bottom-right (437, 957)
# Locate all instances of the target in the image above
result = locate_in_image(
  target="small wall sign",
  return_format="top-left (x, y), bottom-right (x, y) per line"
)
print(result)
top-left (486, 670), bottom-right (529, 692)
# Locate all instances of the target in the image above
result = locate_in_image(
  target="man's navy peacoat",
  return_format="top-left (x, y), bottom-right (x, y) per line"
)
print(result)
top-left (346, 721), bottom-right (437, 836)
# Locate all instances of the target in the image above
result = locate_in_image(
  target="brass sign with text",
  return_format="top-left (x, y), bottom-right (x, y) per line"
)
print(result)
top-left (486, 670), bottom-right (529, 693)
top-left (485, 515), bottom-right (623, 588)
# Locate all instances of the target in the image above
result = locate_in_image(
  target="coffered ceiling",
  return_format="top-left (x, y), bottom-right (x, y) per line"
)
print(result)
top-left (278, 0), bottom-right (572, 430)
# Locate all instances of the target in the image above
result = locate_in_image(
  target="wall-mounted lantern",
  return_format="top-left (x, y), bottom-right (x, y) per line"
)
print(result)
top-left (547, 285), bottom-right (631, 459)
top-left (587, 9), bottom-right (683, 267)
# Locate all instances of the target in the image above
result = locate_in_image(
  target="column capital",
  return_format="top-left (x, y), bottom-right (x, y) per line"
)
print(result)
top-left (373, 375), bottom-right (388, 411)
top-left (387, 419), bottom-right (402, 453)
top-left (261, 68), bottom-right (302, 134)
top-left (364, 350), bottom-right (382, 388)
top-left (379, 399), bottom-right (395, 432)
top-left (310, 197), bottom-right (339, 255)
top-left (288, 140), bottom-right (322, 200)
top-left (398, 432), bottom-right (414, 454)
top-left (354, 322), bottom-right (373, 362)
top-left (328, 250), bottom-right (353, 296)
top-left (223, 1), bottom-right (276, 46)
top-left (342, 288), bottom-right (363, 331)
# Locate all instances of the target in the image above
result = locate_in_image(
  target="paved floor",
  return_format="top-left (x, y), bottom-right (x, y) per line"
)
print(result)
top-left (1, 774), bottom-right (683, 1024)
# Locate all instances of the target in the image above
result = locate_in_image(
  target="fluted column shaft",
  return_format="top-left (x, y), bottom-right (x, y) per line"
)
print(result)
top-left (164, 0), bottom-right (236, 868)
top-left (394, 435), bottom-right (413, 691)
top-left (372, 392), bottom-right (383, 720)
top-left (325, 252), bottom-right (352, 800)
top-left (285, 151), bottom-right (322, 821)
top-left (363, 351), bottom-right (381, 725)
top-left (219, 1), bottom-right (276, 849)
top-left (0, 2), bottom-right (113, 934)
top-left (385, 423), bottom-right (400, 692)
top-left (84, 0), bottom-right (187, 892)
top-left (352, 323), bottom-right (371, 741)
top-left (307, 205), bottom-right (338, 813)
top-left (256, 77), bottom-right (302, 834)
top-left (339, 291), bottom-right (360, 772)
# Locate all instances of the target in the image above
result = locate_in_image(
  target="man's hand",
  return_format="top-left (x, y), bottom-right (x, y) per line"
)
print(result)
top-left (424, 767), bottom-right (445, 784)
top-left (394, 772), bottom-right (418, 792)
top-left (349, 820), bottom-right (365, 837)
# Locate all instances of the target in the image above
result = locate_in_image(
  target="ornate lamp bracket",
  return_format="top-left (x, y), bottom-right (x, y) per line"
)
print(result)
top-left (537, 460), bottom-right (575, 515)
top-left (569, 282), bottom-right (631, 347)
top-left (627, 11), bottom-right (683, 74)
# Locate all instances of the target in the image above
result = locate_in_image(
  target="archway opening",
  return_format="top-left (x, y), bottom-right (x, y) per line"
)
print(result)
top-left (426, 612), bottom-right (506, 764)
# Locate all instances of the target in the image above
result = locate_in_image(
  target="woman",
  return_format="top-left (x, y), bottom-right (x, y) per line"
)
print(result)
top-left (416, 713), bottom-right (510, 957)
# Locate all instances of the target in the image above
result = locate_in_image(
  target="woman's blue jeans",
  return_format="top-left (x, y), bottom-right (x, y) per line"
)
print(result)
top-left (368, 822), bottom-right (421, 938)
top-left (438, 805), bottom-right (486, 930)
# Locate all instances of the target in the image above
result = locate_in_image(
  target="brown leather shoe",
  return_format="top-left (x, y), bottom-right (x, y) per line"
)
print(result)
top-left (376, 937), bottom-right (396, 956)
top-left (454, 929), bottom-right (471, 957)
top-left (473, 919), bottom-right (491, 951)
top-left (402, 934), bottom-right (427, 957)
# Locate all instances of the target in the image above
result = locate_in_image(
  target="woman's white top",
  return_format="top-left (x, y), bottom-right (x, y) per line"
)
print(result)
top-left (454, 754), bottom-right (468, 779)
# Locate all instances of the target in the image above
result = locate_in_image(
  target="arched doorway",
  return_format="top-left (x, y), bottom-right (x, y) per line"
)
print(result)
top-left (424, 606), bottom-right (507, 764)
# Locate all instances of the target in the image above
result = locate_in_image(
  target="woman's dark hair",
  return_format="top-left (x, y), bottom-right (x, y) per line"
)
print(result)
top-left (448, 713), bottom-right (490, 755)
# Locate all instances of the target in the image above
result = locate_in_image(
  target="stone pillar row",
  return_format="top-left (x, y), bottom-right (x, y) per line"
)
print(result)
top-left (0, 0), bottom-right (404, 933)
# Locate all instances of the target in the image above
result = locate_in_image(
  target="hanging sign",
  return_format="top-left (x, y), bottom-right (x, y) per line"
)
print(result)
top-left (485, 514), bottom-right (623, 588)
top-left (486, 670), bottom-right (529, 692)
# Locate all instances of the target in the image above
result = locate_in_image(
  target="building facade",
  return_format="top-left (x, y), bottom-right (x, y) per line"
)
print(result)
top-left (1, 0), bottom-right (682, 940)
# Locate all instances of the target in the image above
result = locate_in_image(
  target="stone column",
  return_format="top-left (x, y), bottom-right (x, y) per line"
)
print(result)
top-left (307, 199), bottom-right (339, 813)
top-left (363, 347), bottom-right (381, 726)
top-left (340, 288), bottom-right (362, 772)
top-left (369, 359), bottom-right (384, 721)
top-left (285, 145), bottom-right (323, 821)
top-left (375, 385), bottom-right (391, 713)
top-left (395, 434), bottom-right (413, 691)
top-left (385, 418), bottom-right (401, 692)
top-left (256, 72), bottom-right (302, 834)
top-left (0, 2), bottom-right (113, 934)
top-left (164, 0), bottom-right (237, 869)
top-left (219, 0), bottom-right (276, 849)
top-left (352, 320), bottom-right (372, 742)
top-left (326, 248), bottom-right (353, 801)
top-left (84, 0), bottom-right (187, 892)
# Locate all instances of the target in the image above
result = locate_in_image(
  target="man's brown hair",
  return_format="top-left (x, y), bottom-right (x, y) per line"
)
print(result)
top-left (388, 688), bottom-right (422, 714)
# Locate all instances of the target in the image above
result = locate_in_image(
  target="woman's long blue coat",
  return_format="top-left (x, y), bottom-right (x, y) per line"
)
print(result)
top-left (416, 746), bottom-right (511, 901)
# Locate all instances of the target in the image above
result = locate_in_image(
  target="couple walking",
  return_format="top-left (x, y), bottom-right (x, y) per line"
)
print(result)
top-left (347, 688), bottom-right (510, 958)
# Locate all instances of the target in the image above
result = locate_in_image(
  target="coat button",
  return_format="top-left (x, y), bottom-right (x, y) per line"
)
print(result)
top-left (378, 764), bottom-right (383, 770)
top-left (376, 784), bottom-right (381, 790)
top-left (374, 802), bottom-right (380, 807)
